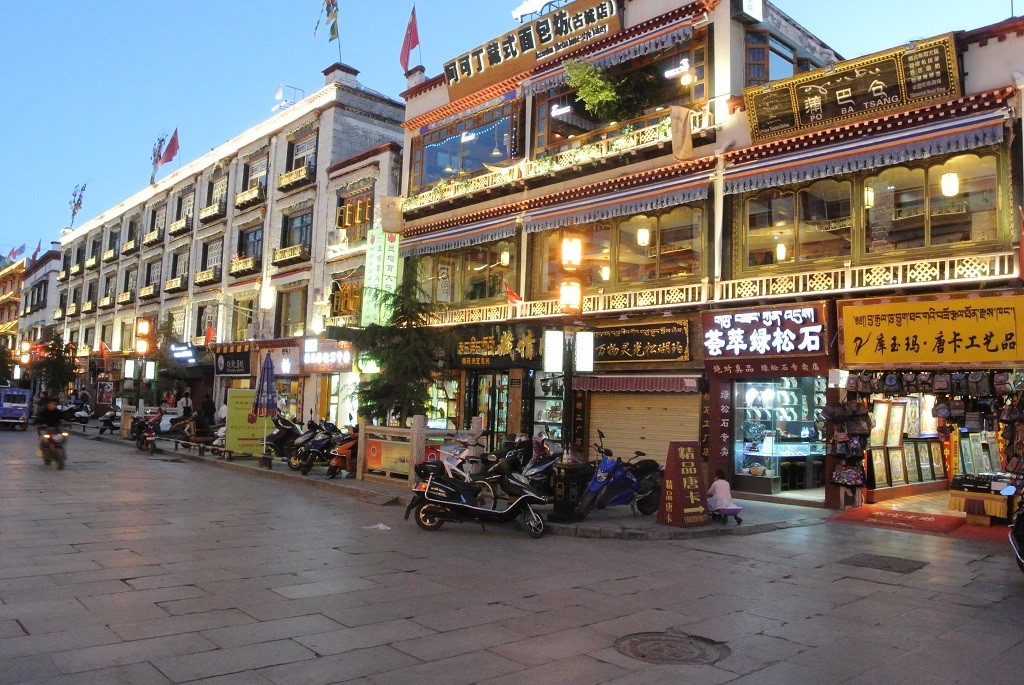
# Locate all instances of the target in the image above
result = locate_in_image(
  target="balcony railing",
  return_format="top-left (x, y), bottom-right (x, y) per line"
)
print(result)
top-left (168, 216), bottom-right (193, 237)
top-left (142, 229), bottom-right (163, 246)
top-left (117, 291), bottom-right (134, 305)
top-left (234, 184), bottom-right (266, 210)
top-left (194, 266), bottom-right (221, 286)
top-left (102, 248), bottom-right (116, 262)
top-left (57, 269), bottom-right (68, 281)
top-left (69, 263), bottom-right (82, 276)
top-left (85, 255), bottom-right (99, 270)
top-left (139, 284), bottom-right (158, 300)
top-left (163, 276), bottom-right (188, 293)
top-left (277, 163), bottom-right (315, 191)
top-left (199, 199), bottom-right (227, 223)
top-left (66, 302), bottom-right (79, 316)
top-left (53, 307), bottom-right (64, 320)
top-left (271, 243), bottom-right (311, 266)
top-left (229, 256), bottom-right (261, 277)
top-left (81, 299), bottom-right (95, 313)
top-left (98, 295), bottom-right (114, 309)
top-left (403, 108), bottom-right (716, 213)
top-left (121, 239), bottom-right (138, 256)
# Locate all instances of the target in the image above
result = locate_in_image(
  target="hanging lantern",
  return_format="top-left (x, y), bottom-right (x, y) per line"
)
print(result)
top-left (775, 242), bottom-right (788, 262)
top-left (863, 186), bottom-right (875, 209)
top-left (558, 277), bottom-right (583, 315)
top-left (561, 235), bottom-right (582, 270)
top-left (940, 171), bottom-right (959, 197)
top-left (636, 226), bottom-right (651, 247)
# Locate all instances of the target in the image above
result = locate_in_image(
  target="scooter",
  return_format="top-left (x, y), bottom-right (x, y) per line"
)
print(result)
top-left (97, 401), bottom-right (121, 435)
top-left (326, 425), bottom-right (359, 479)
top-left (261, 415), bottom-right (302, 463)
top-left (298, 421), bottom-right (346, 475)
top-left (130, 409), bottom-right (190, 454)
top-left (58, 400), bottom-right (91, 425)
top-left (285, 419), bottom-right (326, 470)
top-left (577, 430), bottom-right (663, 519)
top-left (405, 460), bottom-right (550, 538)
top-left (38, 428), bottom-right (69, 469)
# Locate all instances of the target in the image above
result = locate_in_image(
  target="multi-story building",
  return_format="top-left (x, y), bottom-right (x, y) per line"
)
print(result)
top-left (397, 0), bottom-right (1024, 509)
top-left (15, 246), bottom-right (60, 390)
top-left (0, 258), bottom-right (26, 353)
top-left (57, 63), bottom-right (404, 418)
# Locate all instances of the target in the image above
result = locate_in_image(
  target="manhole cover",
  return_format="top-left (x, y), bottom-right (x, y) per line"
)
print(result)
top-left (839, 553), bottom-right (927, 574)
top-left (615, 631), bottom-right (730, 665)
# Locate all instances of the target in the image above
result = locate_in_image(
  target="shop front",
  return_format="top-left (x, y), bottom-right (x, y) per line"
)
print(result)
top-left (838, 290), bottom-right (1024, 514)
top-left (702, 301), bottom-right (836, 502)
top-left (212, 342), bottom-right (252, 411)
top-left (302, 337), bottom-right (358, 428)
top-left (254, 340), bottom-right (306, 421)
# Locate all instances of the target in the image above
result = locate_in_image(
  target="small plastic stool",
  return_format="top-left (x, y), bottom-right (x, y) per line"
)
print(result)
top-left (711, 505), bottom-right (743, 525)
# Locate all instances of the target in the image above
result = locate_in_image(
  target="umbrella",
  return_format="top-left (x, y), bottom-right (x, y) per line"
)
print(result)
top-left (249, 351), bottom-right (278, 424)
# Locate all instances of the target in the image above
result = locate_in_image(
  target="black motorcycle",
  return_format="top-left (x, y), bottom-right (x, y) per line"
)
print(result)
top-left (297, 421), bottom-right (346, 475)
top-left (261, 415), bottom-right (302, 465)
top-left (405, 460), bottom-right (550, 538)
top-left (38, 427), bottom-right (69, 469)
top-left (97, 402), bottom-right (121, 435)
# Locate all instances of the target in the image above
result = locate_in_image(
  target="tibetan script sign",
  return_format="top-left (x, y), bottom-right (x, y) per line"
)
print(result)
top-left (658, 441), bottom-right (710, 527)
top-left (454, 325), bottom-right (542, 369)
top-left (702, 302), bottom-right (831, 368)
top-left (745, 33), bottom-right (960, 143)
top-left (594, 321), bottom-right (690, 364)
top-left (444, 0), bottom-right (620, 102)
top-left (838, 294), bottom-right (1024, 367)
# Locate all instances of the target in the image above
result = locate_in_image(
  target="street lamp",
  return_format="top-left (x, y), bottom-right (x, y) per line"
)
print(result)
top-left (131, 317), bottom-right (153, 410)
top-left (557, 234), bottom-right (585, 454)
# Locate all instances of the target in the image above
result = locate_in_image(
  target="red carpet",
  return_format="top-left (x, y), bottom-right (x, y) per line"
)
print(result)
top-left (829, 505), bottom-right (966, 534)
top-left (949, 522), bottom-right (1010, 545)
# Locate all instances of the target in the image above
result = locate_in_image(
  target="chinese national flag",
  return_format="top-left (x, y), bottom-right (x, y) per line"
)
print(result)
top-left (399, 6), bottom-right (420, 73)
top-left (204, 323), bottom-right (216, 346)
top-left (503, 279), bottom-right (523, 306)
top-left (157, 128), bottom-right (179, 166)
top-left (99, 340), bottom-right (110, 370)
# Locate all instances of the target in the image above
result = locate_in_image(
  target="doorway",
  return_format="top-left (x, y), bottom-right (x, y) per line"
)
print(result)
top-left (465, 371), bottom-right (509, 453)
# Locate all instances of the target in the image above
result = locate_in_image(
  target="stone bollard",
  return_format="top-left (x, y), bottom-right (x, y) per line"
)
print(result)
top-left (120, 408), bottom-right (136, 440)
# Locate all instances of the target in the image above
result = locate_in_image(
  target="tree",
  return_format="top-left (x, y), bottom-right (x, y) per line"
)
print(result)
top-left (25, 335), bottom-right (76, 394)
top-left (0, 345), bottom-right (11, 386)
top-left (333, 273), bottom-right (453, 425)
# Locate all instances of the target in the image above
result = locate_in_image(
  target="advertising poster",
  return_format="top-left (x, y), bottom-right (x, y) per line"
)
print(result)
top-left (365, 438), bottom-right (411, 474)
top-left (658, 441), bottom-right (710, 527)
top-left (225, 388), bottom-right (273, 456)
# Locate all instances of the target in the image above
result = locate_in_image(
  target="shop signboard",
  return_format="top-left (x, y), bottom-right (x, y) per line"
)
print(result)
top-left (224, 388), bottom-right (273, 456)
top-left (169, 342), bottom-right (198, 366)
top-left (444, 0), bottom-right (620, 102)
top-left (454, 324), bottom-right (543, 369)
top-left (701, 301), bottom-right (833, 377)
top-left (302, 339), bottom-right (354, 374)
top-left (658, 441), bottom-right (710, 527)
top-left (744, 33), bottom-right (960, 143)
top-left (594, 321), bottom-right (689, 363)
top-left (214, 345), bottom-right (251, 377)
top-left (365, 438), bottom-right (411, 473)
top-left (255, 344), bottom-right (303, 377)
top-left (360, 227), bottom-right (401, 327)
top-left (838, 292), bottom-right (1024, 367)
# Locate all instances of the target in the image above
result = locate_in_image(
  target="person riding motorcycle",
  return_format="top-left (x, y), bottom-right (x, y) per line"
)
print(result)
top-left (35, 398), bottom-right (63, 431)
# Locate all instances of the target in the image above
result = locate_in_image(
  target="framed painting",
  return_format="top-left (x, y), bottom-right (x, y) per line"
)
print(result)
top-left (871, 447), bottom-right (889, 488)
top-left (887, 447), bottom-right (908, 485)
top-left (885, 402), bottom-right (906, 448)
top-left (903, 442), bottom-right (921, 483)
top-left (959, 437), bottom-right (974, 474)
top-left (870, 401), bottom-right (889, 447)
top-left (917, 442), bottom-right (935, 480)
top-left (930, 440), bottom-right (946, 479)
top-left (903, 397), bottom-right (921, 439)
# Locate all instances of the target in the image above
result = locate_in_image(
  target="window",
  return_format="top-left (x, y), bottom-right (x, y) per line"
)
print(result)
top-left (59, 291), bottom-right (67, 309)
top-left (177, 192), bottom-right (194, 220)
top-left (169, 309), bottom-right (185, 338)
top-left (85, 281), bottom-right (97, 301)
top-left (290, 135), bottom-right (317, 172)
top-left (337, 187), bottom-right (374, 242)
top-left (283, 211), bottom-right (313, 248)
top-left (151, 206), bottom-right (167, 233)
top-left (231, 298), bottom-right (255, 341)
top-left (171, 250), bottom-right (189, 278)
top-left (126, 216), bottom-right (139, 241)
top-left (106, 229), bottom-right (120, 251)
top-left (797, 179), bottom-right (852, 260)
top-left (146, 260), bottom-right (161, 286)
top-left (202, 239), bottom-right (222, 269)
top-left (100, 324), bottom-right (111, 348)
top-left (419, 240), bottom-right (515, 304)
top-left (195, 304), bottom-right (218, 338)
top-left (89, 238), bottom-right (101, 259)
top-left (102, 275), bottom-right (115, 297)
top-left (239, 228), bottom-right (263, 260)
top-left (71, 286), bottom-right (81, 307)
top-left (84, 327), bottom-right (95, 348)
top-left (121, 322), bottom-right (133, 352)
top-left (208, 176), bottom-right (228, 206)
top-left (865, 154), bottom-right (997, 252)
top-left (745, 31), bottom-right (798, 88)
top-left (276, 289), bottom-right (308, 337)
top-left (329, 276), bottom-right (364, 316)
top-left (75, 245), bottom-right (85, 266)
top-left (244, 157), bottom-right (268, 190)
top-left (123, 268), bottom-right (137, 292)
top-left (62, 252), bottom-right (72, 271)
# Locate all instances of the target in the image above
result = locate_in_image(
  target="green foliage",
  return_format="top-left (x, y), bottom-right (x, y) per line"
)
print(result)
top-left (564, 60), bottom-right (662, 122)
top-left (564, 60), bottom-right (619, 117)
top-left (332, 270), bottom-right (453, 425)
top-left (25, 335), bottom-right (76, 393)
top-left (0, 345), bottom-right (11, 385)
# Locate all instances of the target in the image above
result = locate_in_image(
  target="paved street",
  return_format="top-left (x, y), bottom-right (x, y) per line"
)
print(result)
top-left (0, 428), bottom-right (1021, 684)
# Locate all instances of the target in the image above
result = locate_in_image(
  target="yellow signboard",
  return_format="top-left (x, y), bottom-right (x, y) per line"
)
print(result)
top-left (365, 438), bottom-right (411, 473)
top-left (839, 295), bottom-right (1024, 367)
top-left (225, 388), bottom-right (274, 455)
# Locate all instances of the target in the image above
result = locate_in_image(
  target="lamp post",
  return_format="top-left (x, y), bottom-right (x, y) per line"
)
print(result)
top-left (132, 317), bottom-right (152, 410)
top-left (558, 235), bottom-right (584, 454)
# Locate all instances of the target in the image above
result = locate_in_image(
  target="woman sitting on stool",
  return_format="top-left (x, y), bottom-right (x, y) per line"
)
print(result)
top-left (708, 468), bottom-right (742, 525)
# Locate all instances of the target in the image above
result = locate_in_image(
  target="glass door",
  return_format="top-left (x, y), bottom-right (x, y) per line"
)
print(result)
top-left (465, 371), bottom-right (509, 452)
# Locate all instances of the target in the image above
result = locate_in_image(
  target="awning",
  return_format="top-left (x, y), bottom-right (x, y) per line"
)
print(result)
top-left (399, 216), bottom-right (519, 257)
top-left (524, 175), bottom-right (708, 233)
top-left (522, 18), bottom-right (694, 97)
top-left (574, 374), bottom-right (701, 393)
top-left (723, 108), bottom-right (1006, 194)
top-left (211, 342), bottom-right (251, 354)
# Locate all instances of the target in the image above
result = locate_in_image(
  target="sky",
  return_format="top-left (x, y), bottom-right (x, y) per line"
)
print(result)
top-left (0, 0), bottom-right (1018, 258)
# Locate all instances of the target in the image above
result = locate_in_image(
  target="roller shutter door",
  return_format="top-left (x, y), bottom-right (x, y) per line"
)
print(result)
top-left (587, 392), bottom-right (701, 465)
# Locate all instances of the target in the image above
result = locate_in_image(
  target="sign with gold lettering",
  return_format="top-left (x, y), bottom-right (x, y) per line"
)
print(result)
top-left (594, 322), bottom-right (689, 363)
top-left (444, 0), bottom-right (620, 102)
top-left (454, 324), bottom-right (543, 368)
top-left (744, 33), bottom-right (960, 143)
top-left (838, 293), bottom-right (1024, 367)
top-left (658, 441), bottom-right (709, 527)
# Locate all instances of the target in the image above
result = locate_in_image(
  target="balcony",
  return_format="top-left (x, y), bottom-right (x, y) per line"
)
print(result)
top-left (116, 291), bottom-right (134, 305)
top-left (277, 163), bottom-right (315, 191)
top-left (271, 243), bottom-right (311, 267)
top-left (52, 307), bottom-right (64, 321)
top-left (163, 276), bottom-right (188, 293)
top-left (139, 284), bottom-right (158, 300)
top-left (102, 248), bottom-right (116, 262)
top-left (229, 256), bottom-right (260, 277)
top-left (57, 269), bottom-right (69, 281)
top-left (194, 266), bottom-right (221, 286)
top-left (69, 263), bottom-right (82, 276)
top-left (121, 239), bottom-right (138, 256)
top-left (142, 229), bottom-right (163, 247)
top-left (81, 299), bottom-right (95, 314)
top-left (234, 184), bottom-right (266, 210)
top-left (85, 255), bottom-right (99, 270)
top-left (198, 199), bottom-right (227, 224)
top-left (98, 295), bottom-right (115, 310)
top-left (66, 302), bottom-right (78, 316)
top-left (168, 216), bottom-right (193, 237)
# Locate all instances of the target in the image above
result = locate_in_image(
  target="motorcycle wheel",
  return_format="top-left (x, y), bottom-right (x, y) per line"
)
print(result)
top-left (98, 426), bottom-right (106, 435)
top-left (147, 439), bottom-right (155, 455)
top-left (475, 480), bottom-right (498, 510)
top-left (287, 453), bottom-right (304, 471)
top-left (299, 452), bottom-right (318, 476)
top-left (326, 466), bottom-right (340, 479)
top-left (414, 502), bottom-right (445, 531)
top-left (636, 486), bottom-right (660, 516)
top-left (517, 507), bottom-right (545, 538)
top-left (578, 488), bottom-right (599, 518)
top-left (55, 447), bottom-right (66, 470)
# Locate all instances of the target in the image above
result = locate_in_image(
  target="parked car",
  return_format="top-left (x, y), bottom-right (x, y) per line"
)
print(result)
top-left (0, 388), bottom-right (32, 431)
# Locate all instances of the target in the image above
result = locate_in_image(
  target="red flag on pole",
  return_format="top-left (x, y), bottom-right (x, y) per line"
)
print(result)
top-left (204, 322), bottom-right (216, 346)
top-left (158, 128), bottom-right (179, 166)
top-left (99, 340), bottom-right (110, 371)
top-left (503, 279), bottom-right (523, 306)
top-left (31, 239), bottom-right (41, 261)
top-left (399, 6), bottom-right (420, 73)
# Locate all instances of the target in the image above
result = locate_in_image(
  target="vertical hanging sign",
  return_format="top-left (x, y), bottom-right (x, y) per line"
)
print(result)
top-left (360, 226), bottom-right (402, 327)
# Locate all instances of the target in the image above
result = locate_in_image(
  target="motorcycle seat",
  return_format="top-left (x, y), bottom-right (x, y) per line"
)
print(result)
top-left (631, 459), bottom-right (662, 477)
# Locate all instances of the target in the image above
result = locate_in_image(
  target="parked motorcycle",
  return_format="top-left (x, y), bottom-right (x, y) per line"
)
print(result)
top-left (405, 460), bottom-right (550, 538)
top-left (38, 428), bottom-right (69, 469)
top-left (97, 401), bottom-right (121, 435)
top-left (58, 400), bottom-right (91, 425)
top-left (283, 419), bottom-right (326, 470)
top-left (129, 409), bottom-right (190, 454)
top-left (326, 425), bottom-right (359, 479)
top-left (298, 421), bottom-right (346, 475)
top-left (261, 415), bottom-right (302, 463)
top-left (577, 430), bottom-right (663, 519)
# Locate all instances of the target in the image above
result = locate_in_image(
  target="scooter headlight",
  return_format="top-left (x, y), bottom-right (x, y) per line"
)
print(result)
top-left (596, 471), bottom-right (608, 482)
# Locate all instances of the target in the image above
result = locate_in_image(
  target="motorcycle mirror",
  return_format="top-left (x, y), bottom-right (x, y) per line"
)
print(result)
top-left (598, 429), bottom-right (605, 440)
top-left (1000, 485), bottom-right (1017, 497)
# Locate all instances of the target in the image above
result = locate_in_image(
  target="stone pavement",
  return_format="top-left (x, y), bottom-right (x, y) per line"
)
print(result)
top-left (1, 426), bottom-right (1021, 685)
